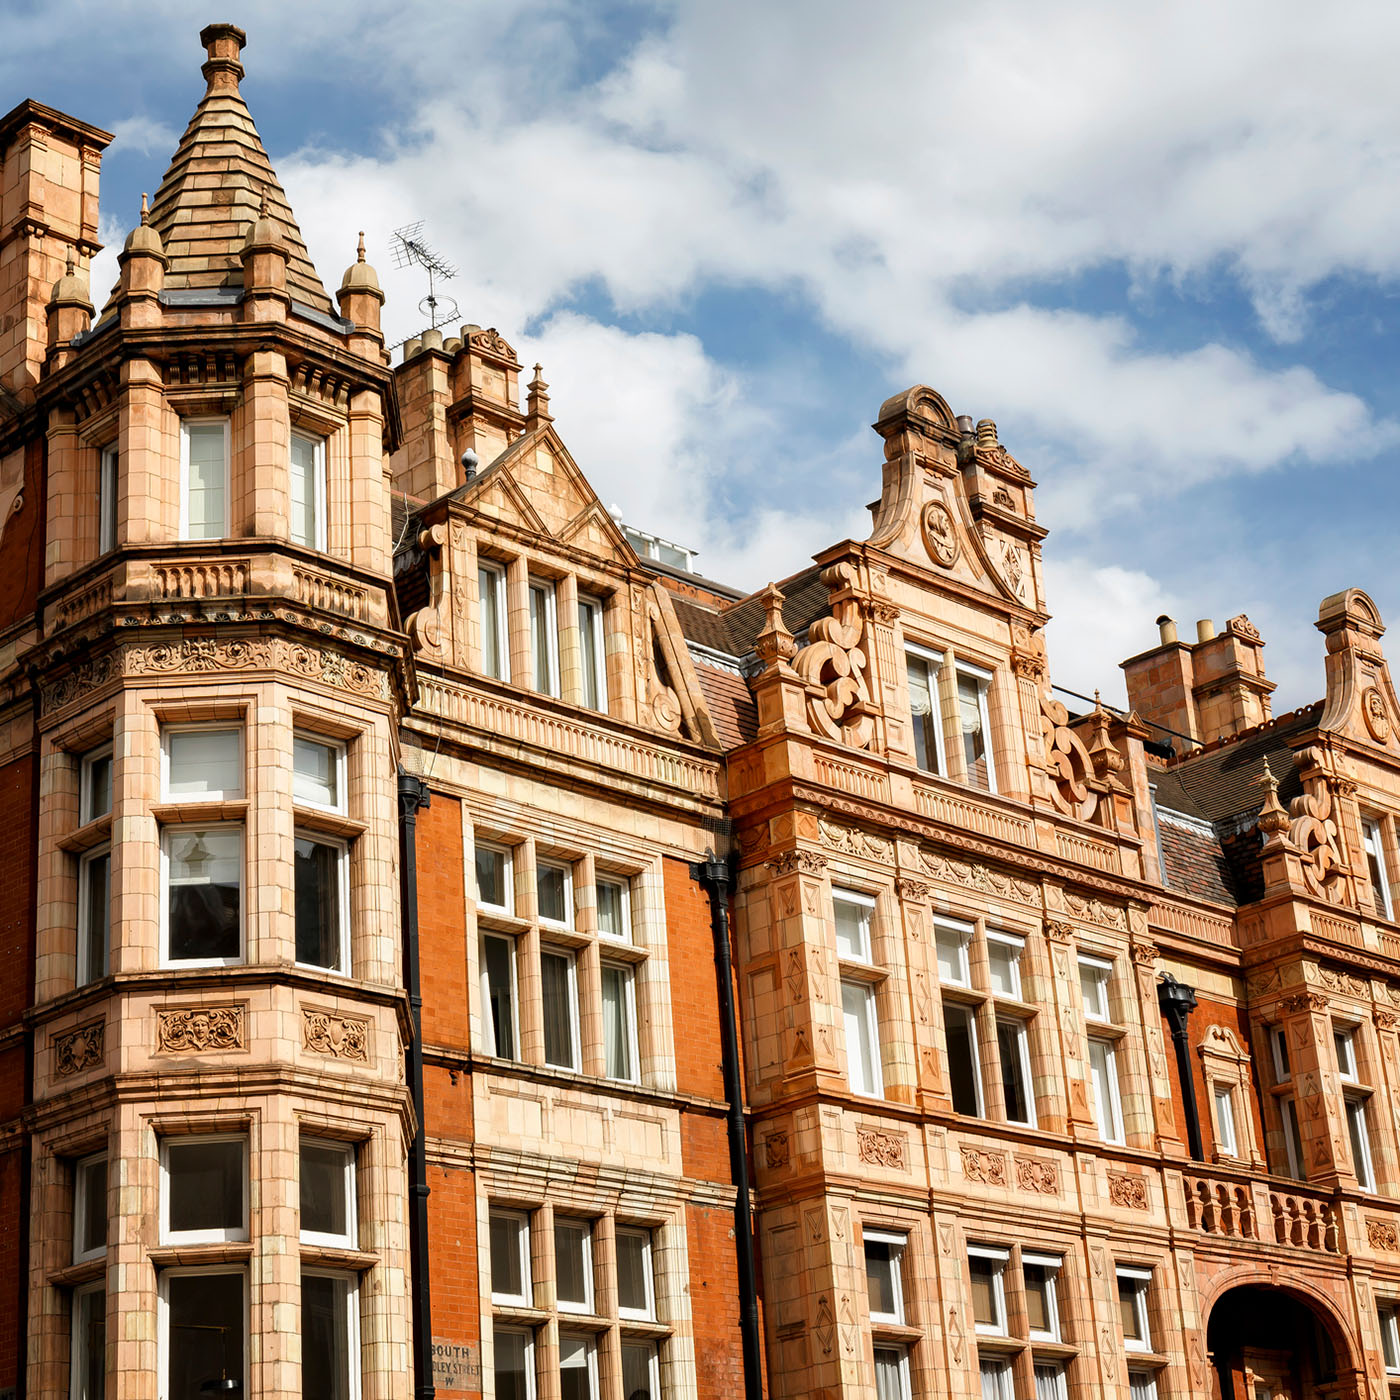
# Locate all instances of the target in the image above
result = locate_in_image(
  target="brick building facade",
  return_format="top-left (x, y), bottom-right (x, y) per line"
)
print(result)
top-left (3, 21), bottom-right (1400, 1400)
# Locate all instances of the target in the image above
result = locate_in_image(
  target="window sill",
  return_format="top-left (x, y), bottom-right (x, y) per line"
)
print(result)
top-left (148, 1242), bottom-right (254, 1269)
top-left (151, 800), bottom-right (248, 825)
top-left (293, 805), bottom-right (366, 841)
top-left (50, 1256), bottom-right (106, 1288)
top-left (58, 815), bottom-right (112, 855)
top-left (299, 1243), bottom-right (379, 1272)
top-left (617, 1318), bottom-right (671, 1340)
top-left (870, 1320), bottom-right (922, 1345)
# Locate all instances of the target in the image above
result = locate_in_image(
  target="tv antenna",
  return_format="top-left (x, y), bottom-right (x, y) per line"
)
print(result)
top-left (391, 221), bottom-right (460, 332)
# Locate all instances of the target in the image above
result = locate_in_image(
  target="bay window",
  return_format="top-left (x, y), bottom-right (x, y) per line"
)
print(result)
top-left (161, 1268), bottom-right (245, 1400)
top-left (71, 1280), bottom-right (105, 1400)
top-left (300, 1139), bottom-right (355, 1249)
top-left (289, 430), bottom-right (326, 551)
top-left (558, 1334), bottom-right (598, 1400)
top-left (956, 664), bottom-right (996, 791)
top-left (864, 1230), bottom-right (906, 1325)
top-left (98, 444), bottom-right (117, 555)
top-left (301, 1271), bottom-right (357, 1400)
top-left (906, 646), bottom-right (944, 775)
top-left (161, 1136), bottom-right (247, 1244)
top-left (295, 833), bottom-right (348, 971)
top-left (490, 1209), bottom-right (532, 1306)
top-left (73, 1152), bottom-right (107, 1263)
top-left (179, 419), bottom-right (229, 541)
top-left (541, 949), bottom-right (581, 1070)
top-left (554, 1217), bottom-right (594, 1314)
top-left (494, 1327), bottom-right (535, 1400)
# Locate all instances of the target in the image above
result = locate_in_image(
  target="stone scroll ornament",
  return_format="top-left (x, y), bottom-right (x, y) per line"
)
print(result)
top-left (1287, 760), bottom-right (1347, 903)
top-left (1038, 693), bottom-right (1099, 822)
top-left (792, 563), bottom-right (874, 749)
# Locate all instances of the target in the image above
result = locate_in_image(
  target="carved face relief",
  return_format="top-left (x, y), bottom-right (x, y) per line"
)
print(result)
top-left (1363, 686), bottom-right (1391, 743)
top-left (921, 500), bottom-right (959, 567)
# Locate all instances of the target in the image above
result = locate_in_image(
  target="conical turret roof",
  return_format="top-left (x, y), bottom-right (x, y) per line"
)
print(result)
top-left (140, 24), bottom-right (334, 313)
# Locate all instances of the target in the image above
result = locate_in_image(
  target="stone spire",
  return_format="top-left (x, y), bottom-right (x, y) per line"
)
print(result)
top-left (526, 363), bottom-right (553, 430)
top-left (138, 23), bottom-right (334, 312)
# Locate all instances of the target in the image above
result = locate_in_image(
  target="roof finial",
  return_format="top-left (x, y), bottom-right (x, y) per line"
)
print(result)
top-left (527, 363), bottom-right (553, 429)
top-left (65, 255), bottom-right (75, 277)
top-left (1257, 757), bottom-right (1291, 842)
top-left (199, 23), bottom-right (247, 96)
top-left (357, 231), bottom-right (366, 264)
top-left (258, 188), bottom-right (270, 218)
top-left (139, 192), bottom-right (149, 225)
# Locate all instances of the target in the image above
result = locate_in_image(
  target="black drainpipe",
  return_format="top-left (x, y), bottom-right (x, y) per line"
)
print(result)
top-left (690, 852), bottom-right (762, 1400)
top-left (1157, 973), bottom-right (1204, 1162)
top-left (398, 769), bottom-right (436, 1400)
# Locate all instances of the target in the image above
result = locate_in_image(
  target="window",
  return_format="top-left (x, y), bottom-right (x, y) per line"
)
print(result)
top-left (98, 443), bottom-right (117, 554)
top-left (71, 1280), bottom-right (104, 1400)
top-left (979, 1357), bottom-right (1013, 1400)
top-left (968, 1246), bottom-right (1008, 1335)
top-left (161, 1137), bottom-right (246, 1243)
top-left (179, 419), bottom-right (229, 541)
top-left (537, 860), bottom-right (573, 926)
top-left (616, 1228), bottom-right (656, 1320)
top-left (476, 841), bottom-right (514, 914)
top-left (1347, 1097), bottom-right (1375, 1190)
top-left (300, 1139), bottom-right (355, 1248)
top-left (80, 744), bottom-right (113, 825)
top-left (957, 665), bottom-right (996, 791)
top-left (906, 647), bottom-right (944, 774)
top-left (1364, 818), bottom-right (1393, 918)
top-left (1128, 1371), bottom-right (1160, 1400)
top-left (163, 726), bottom-right (242, 801)
top-left (489, 1209), bottom-right (531, 1305)
top-left (842, 979), bottom-right (883, 1097)
top-left (160, 1268), bottom-right (245, 1400)
top-left (163, 826), bottom-right (242, 965)
top-left (1078, 955), bottom-right (1112, 1022)
top-left (1280, 1095), bottom-right (1306, 1179)
top-left (996, 1016), bottom-right (1035, 1126)
top-left (621, 1340), bottom-right (660, 1400)
top-left (935, 919), bottom-right (972, 986)
top-left (480, 935), bottom-right (518, 1059)
top-left (289, 431), bottom-right (326, 551)
top-left (1336, 1025), bottom-right (1360, 1082)
top-left (1380, 1303), bottom-right (1400, 1374)
top-left (1023, 1253), bottom-right (1061, 1341)
top-left (295, 833), bottom-right (348, 971)
top-left (864, 1230), bottom-right (906, 1325)
top-left (602, 963), bottom-right (639, 1082)
top-left (541, 949), bottom-right (580, 1070)
top-left (1089, 1036), bottom-right (1125, 1144)
top-left (77, 843), bottom-right (110, 986)
top-left (874, 1346), bottom-right (912, 1400)
top-left (73, 1153), bottom-right (107, 1263)
top-left (1270, 1025), bottom-right (1292, 1083)
top-left (1116, 1268), bottom-right (1152, 1351)
top-left (1213, 1085), bottom-right (1238, 1157)
top-left (596, 878), bottom-right (630, 940)
top-left (301, 1271), bottom-right (357, 1400)
top-left (478, 563), bottom-right (509, 681)
top-left (1034, 1363), bottom-right (1068, 1400)
top-left (554, 1218), bottom-right (594, 1313)
top-left (293, 733), bottom-right (344, 812)
top-left (529, 579), bottom-right (560, 697)
top-left (944, 1000), bottom-right (984, 1116)
top-left (986, 933), bottom-right (1022, 999)
top-left (558, 1334), bottom-right (598, 1400)
top-left (834, 889), bottom-right (875, 962)
top-left (494, 1328), bottom-right (535, 1400)
top-left (578, 595), bottom-right (607, 711)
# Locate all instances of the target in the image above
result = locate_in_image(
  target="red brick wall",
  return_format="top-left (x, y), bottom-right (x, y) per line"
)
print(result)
top-left (418, 793), bottom-right (468, 1050)
top-left (424, 1149), bottom-right (481, 1398)
top-left (663, 857), bottom-right (726, 1101)
top-left (685, 1201), bottom-right (746, 1400)
top-left (0, 439), bottom-right (44, 631)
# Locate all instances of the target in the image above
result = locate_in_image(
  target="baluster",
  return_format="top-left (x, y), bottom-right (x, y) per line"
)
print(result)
top-left (1236, 1187), bottom-right (1254, 1240)
top-left (1218, 1184), bottom-right (1237, 1237)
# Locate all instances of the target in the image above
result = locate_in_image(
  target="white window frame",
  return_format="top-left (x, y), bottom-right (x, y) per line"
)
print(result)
top-left (996, 1014), bottom-right (1036, 1127)
top-left (595, 876), bottom-right (631, 942)
top-left (1335, 1024), bottom-right (1361, 1084)
top-left (157, 1265), bottom-right (247, 1400)
top-left (1213, 1083), bottom-right (1238, 1158)
top-left (529, 578), bottom-right (561, 698)
top-left (494, 1327), bottom-right (536, 1400)
top-left (833, 888), bottom-right (876, 964)
top-left (873, 1344), bottom-right (913, 1400)
top-left (160, 823), bottom-right (245, 969)
top-left (1078, 954), bottom-right (1113, 1023)
top-left (1034, 1361), bottom-right (1069, 1400)
top-left (541, 947), bottom-right (581, 1071)
top-left (554, 1217), bottom-right (595, 1315)
top-left (474, 840), bottom-right (515, 916)
top-left (1364, 817), bottom-right (1393, 919)
top-left (178, 417), bottom-right (231, 543)
top-left (863, 1228), bottom-right (907, 1325)
top-left (293, 829), bottom-right (351, 975)
top-left (1127, 1371), bottom-right (1160, 1400)
top-left (289, 429), bottom-right (327, 552)
top-left (955, 660), bottom-right (997, 792)
top-left (479, 933), bottom-right (519, 1060)
top-left (842, 977), bottom-right (884, 1098)
top-left (292, 731), bottom-right (347, 814)
top-left (1281, 1094), bottom-right (1306, 1179)
top-left (160, 1135), bottom-right (248, 1245)
top-left (1023, 1252), bottom-right (1062, 1342)
top-left (601, 960), bottom-right (640, 1084)
top-left (1347, 1095), bottom-right (1376, 1190)
top-left (943, 997), bottom-right (985, 1118)
top-left (98, 443), bottom-right (118, 554)
top-left (73, 1152), bottom-right (107, 1263)
top-left (299, 1138), bottom-right (356, 1249)
top-left (489, 1208), bottom-right (532, 1306)
top-left (70, 1277), bottom-right (105, 1400)
top-left (615, 1227), bottom-right (656, 1321)
top-left (968, 1244), bottom-right (1009, 1336)
top-left (905, 642), bottom-right (947, 776)
top-left (536, 858), bottom-right (574, 928)
top-left (1089, 1034), bottom-right (1125, 1145)
top-left (979, 1357), bottom-right (1014, 1400)
top-left (79, 742), bottom-right (113, 825)
top-left (577, 593), bottom-right (608, 711)
top-left (161, 724), bottom-right (244, 802)
top-left (1116, 1266), bottom-right (1153, 1352)
top-left (1380, 1303), bottom-right (1400, 1374)
top-left (1270, 1025), bottom-right (1292, 1083)
top-left (557, 1332), bottom-right (599, 1399)
top-left (935, 917), bottom-right (973, 987)
top-left (986, 930), bottom-right (1024, 999)
top-left (300, 1268), bottom-right (360, 1400)
top-left (478, 562), bottom-right (509, 681)
top-left (76, 843), bottom-right (111, 986)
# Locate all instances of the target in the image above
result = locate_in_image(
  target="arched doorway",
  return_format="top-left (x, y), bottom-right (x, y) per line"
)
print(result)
top-left (1206, 1283), bottom-right (1359, 1399)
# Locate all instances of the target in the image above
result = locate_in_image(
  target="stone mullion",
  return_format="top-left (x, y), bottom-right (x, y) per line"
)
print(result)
top-left (1366, 1011), bottom-right (1400, 1194)
top-left (112, 1102), bottom-right (158, 1398)
top-left (1046, 923), bottom-right (1095, 1137)
top-left (33, 738), bottom-right (77, 1002)
top-left (346, 387), bottom-right (387, 575)
top-left (350, 716), bottom-right (399, 987)
top-left (1126, 942), bottom-right (1184, 1156)
top-left (506, 555), bottom-right (531, 689)
top-left (25, 1138), bottom-right (66, 1398)
top-left (558, 571), bottom-right (582, 706)
top-left (1078, 1232), bottom-right (1126, 1399)
top-left (929, 1210), bottom-right (980, 1398)
top-left (114, 692), bottom-right (160, 975)
top-left (1281, 992), bottom-right (1355, 1189)
top-left (605, 592), bottom-right (635, 726)
top-left (240, 348), bottom-right (291, 539)
top-left (247, 685), bottom-right (294, 968)
top-left (987, 664), bottom-right (1028, 804)
top-left (889, 878), bottom-right (933, 1106)
top-left (253, 1095), bottom-right (298, 1397)
top-left (44, 406), bottom-right (80, 584)
top-left (447, 524), bottom-right (477, 671)
top-left (359, 1124), bottom-right (411, 1400)
top-left (119, 357), bottom-right (170, 545)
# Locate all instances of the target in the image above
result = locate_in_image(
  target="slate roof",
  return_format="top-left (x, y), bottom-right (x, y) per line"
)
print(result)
top-left (690, 656), bottom-right (757, 750)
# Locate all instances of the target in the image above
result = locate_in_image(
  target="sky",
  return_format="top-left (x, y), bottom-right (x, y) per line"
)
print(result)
top-left (6, 0), bottom-right (1400, 710)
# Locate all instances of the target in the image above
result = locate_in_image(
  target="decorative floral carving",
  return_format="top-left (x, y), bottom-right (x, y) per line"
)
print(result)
top-left (992, 485), bottom-right (1015, 509)
top-left (1316, 966), bottom-right (1367, 997)
top-left (1037, 692), bottom-right (1098, 822)
top-left (469, 326), bottom-right (516, 360)
top-left (960, 1146), bottom-right (1008, 1186)
top-left (1045, 920), bottom-right (1075, 943)
top-left (921, 500), bottom-right (960, 567)
top-left (999, 539), bottom-right (1027, 601)
top-left (1368, 1218), bottom-right (1400, 1251)
top-left (1107, 1173), bottom-right (1149, 1210)
top-left (895, 878), bottom-right (930, 902)
top-left (1130, 942), bottom-right (1159, 966)
top-left (122, 637), bottom-right (386, 700)
top-left (921, 851), bottom-right (1039, 906)
top-left (302, 1009), bottom-right (370, 1061)
top-left (1287, 758), bottom-right (1347, 902)
top-left (764, 1133), bottom-right (790, 1168)
top-left (53, 1020), bottom-right (104, 1077)
top-left (792, 563), bottom-right (875, 749)
top-left (1065, 892), bottom-right (1127, 930)
top-left (1011, 624), bottom-right (1048, 682)
top-left (814, 1295), bottom-right (835, 1356)
top-left (156, 1006), bottom-right (244, 1053)
top-left (1376, 1011), bottom-right (1400, 1032)
top-left (817, 818), bottom-right (892, 863)
top-left (766, 849), bottom-right (828, 878)
top-left (1363, 687), bottom-right (1391, 744)
top-left (1015, 1157), bottom-right (1060, 1195)
top-left (857, 1127), bottom-right (908, 1170)
top-left (1227, 614), bottom-right (1262, 643)
top-left (41, 653), bottom-right (116, 714)
top-left (1280, 991), bottom-right (1329, 1015)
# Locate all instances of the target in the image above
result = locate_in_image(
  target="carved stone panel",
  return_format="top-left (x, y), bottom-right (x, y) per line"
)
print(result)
top-left (53, 1020), bottom-right (104, 1077)
top-left (301, 1008), bottom-right (370, 1061)
top-left (156, 1005), bottom-right (246, 1053)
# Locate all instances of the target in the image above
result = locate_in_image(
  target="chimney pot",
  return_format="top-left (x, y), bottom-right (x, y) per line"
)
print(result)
top-left (1156, 615), bottom-right (1178, 645)
top-left (1196, 619), bottom-right (1216, 642)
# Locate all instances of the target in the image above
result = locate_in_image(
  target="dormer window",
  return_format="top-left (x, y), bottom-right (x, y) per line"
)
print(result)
top-left (289, 431), bottom-right (326, 551)
top-left (529, 579), bottom-right (560, 697)
top-left (179, 419), bottom-right (229, 541)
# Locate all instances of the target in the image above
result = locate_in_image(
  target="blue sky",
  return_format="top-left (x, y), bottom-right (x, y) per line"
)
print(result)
top-left (7, 0), bottom-right (1400, 709)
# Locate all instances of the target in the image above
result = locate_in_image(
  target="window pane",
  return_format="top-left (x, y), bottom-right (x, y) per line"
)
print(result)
top-left (1348, 1100), bottom-right (1373, 1188)
top-left (295, 837), bottom-right (343, 969)
top-left (490, 1212), bottom-right (527, 1300)
top-left (1214, 1087), bottom-right (1237, 1155)
top-left (167, 1139), bottom-right (243, 1236)
top-left (482, 936), bottom-right (516, 1059)
top-left (476, 845), bottom-right (510, 910)
top-left (842, 980), bottom-right (880, 1096)
top-left (555, 1220), bottom-right (592, 1310)
top-left (997, 1018), bottom-right (1033, 1124)
top-left (969, 1257), bottom-right (999, 1328)
top-left (1090, 1038), bottom-right (1122, 1142)
top-left (1079, 960), bottom-right (1110, 1020)
top-left (184, 422), bottom-right (226, 539)
top-left (1382, 1308), bottom-right (1400, 1369)
top-left (864, 1238), bottom-right (901, 1321)
top-left (293, 735), bottom-right (339, 809)
top-left (597, 880), bottom-right (627, 939)
top-left (616, 1230), bottom-right (652, 1316)
top-left (987, 939), bottom-right (1020, 997)
top-left (944, 1000), bottom-right (981, 1116)
top-left (167, 728), bottom-right (240, 798)
top-left (83, 749), bottom-right (112, 821)
top-left (290, 434), bottom-right (319, 549)
top-left (167, 828), bottom-right (241, 961)
top-left (621, 1340), bottom-right (658, 1400)
top-left (166, 1271), bottom-right (243, 1396)
top-left (1035, 1363), bottom-right (1067, 1400)
top-left (834, 895), bottom-right (871, 961)
top-left (301, 1272), bottom-right (351, 1400)
top-left (530, 583), bottom-right (558, 696)
top-left (494, 1328), bottom-right (532, 1400)
top-left (958, 672), bottom-right (991, 789)
top-left (541, 952), bottom-right (577, 1069)
top-left (1118, 1276), bottom-right (1143, 1341)
top-left (1128, 1373), bottom-right (1159, 1400)
top-left (77, 1156), bottom-right (107, 1257)
top-left (602, 964), bottom-right (636, 1081)
top-left (1283, 1097), bottom-right (1305, 1179)
top-left (74, 1284), bottom-right (105, 1400)
top-left (98, 447), bottom-right (117, 554)
top-left (980, 1357), bottom-right (1012, 1400)
top-left (907, 654), bottom-right (940, 774)
top-left (479, 568), bottom-right (504, 679)
top-left (537, 863), bottom-right (569, 924)
top-left (936, 925), bottom-right (968, 984)
top-left (579, 600), bottom-right (603, 710)
top-left (80, 850), bottom-right (110, 984)
top-left (300, 1142), bottom-right (350, 1241)
top-left (559, 1335), bottom-right (595, 1400)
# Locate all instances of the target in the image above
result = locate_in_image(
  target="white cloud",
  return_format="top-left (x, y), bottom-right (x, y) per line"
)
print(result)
top-left (107, 116), bottom-right (180, 157)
